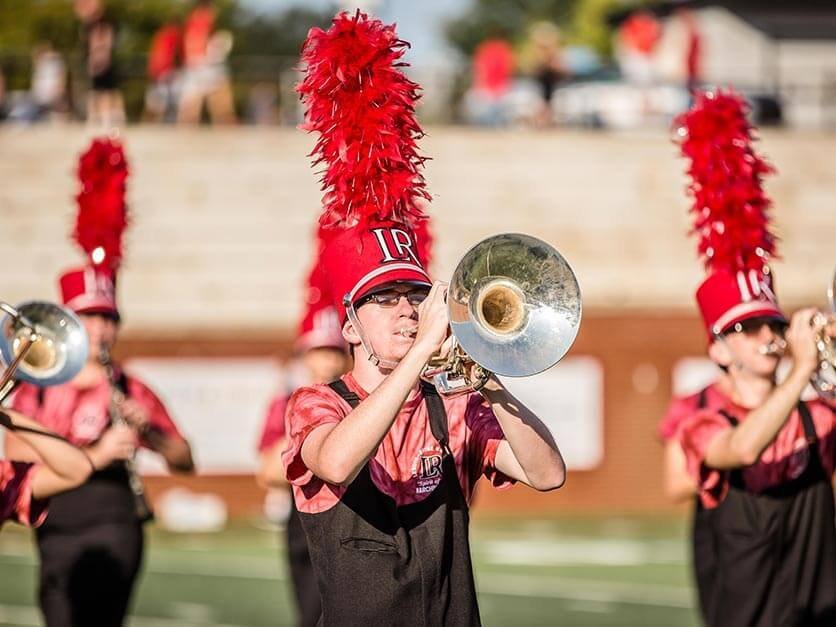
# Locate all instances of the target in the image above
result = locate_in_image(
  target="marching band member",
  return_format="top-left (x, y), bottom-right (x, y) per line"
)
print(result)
top-left (257, 263), bottom-right (350, 627)
top-left (283, 13), bottom-right (566, 624)
top-left (669, 90), bottom-right (836, 626)
top-left (5, 138), bottom-right (194, 627)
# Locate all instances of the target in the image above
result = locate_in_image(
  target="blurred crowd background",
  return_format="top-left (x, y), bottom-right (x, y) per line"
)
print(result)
top-left (1, 1), bottom-right (835, 625)
top-left (3, 0), bottom-right (835, 130)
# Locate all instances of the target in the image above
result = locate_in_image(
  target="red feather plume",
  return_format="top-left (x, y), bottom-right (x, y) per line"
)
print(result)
top-left (74, 137), bottom-right (129, 270)
top-left (674, 89), bottom-right (778, 273)
top-left (297, 11), bottom-right (430, 231)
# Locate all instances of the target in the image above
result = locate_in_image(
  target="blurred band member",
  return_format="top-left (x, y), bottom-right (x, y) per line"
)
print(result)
top-left (670, 91), bottom-right (836, 626)
top-left (257, 275), bottom-right (349, 627)
top-left (6, 266), bottom-right (194, 626)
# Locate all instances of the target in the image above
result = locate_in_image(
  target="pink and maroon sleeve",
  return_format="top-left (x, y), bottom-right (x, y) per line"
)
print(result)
top-left (128, 378), bottom-right (185, 446)
top-left (257, 395), bottom-right (289, 453)
top-left (658, 395), bottom-right (694, 443)
top-left (0, 461), bottom-right (48, 527)
top-left (678, 410), bottom-right (732, 508)
top-left (8, 384), bottom-right (40, 418)
top-left (465, 395), bottom-right (515, 490)
top-left (282, 386), bottom-right (345, 487)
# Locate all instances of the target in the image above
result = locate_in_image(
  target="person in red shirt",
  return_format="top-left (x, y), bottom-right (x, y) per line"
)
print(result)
top-left (6, 265), bottom-right (195, 627)
top-left (667, 90), bottom-right (836, 626)
top-left (5, 137), bottom-right (195, 627)
top-left (290, 13), bottom-right (567, 624)
top-left (257, 265), bottom-right (350, 627)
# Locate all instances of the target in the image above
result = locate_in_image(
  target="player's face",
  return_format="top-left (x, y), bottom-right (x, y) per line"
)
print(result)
top-left (721, 317), bottom-right (786, 377)
top-left (303, 347), bottom-right (349, 384)
top-left (354, 285), bottom-right (429, 363)
top-left (80, 313), bottom-right (118, 362)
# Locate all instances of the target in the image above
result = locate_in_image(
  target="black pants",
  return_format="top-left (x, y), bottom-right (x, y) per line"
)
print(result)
top-left (37, 521), bottom-right (144, 627)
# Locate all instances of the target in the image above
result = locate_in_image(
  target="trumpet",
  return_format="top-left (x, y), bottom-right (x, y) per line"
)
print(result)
top-left (0, 301), bottom-right (88, 403)
top-left (755, 271), bottom-right (836, 401)
top-left (99, 346), bottom-right (154, 522)
top-left (423, 233), bottom-right (582, 395)
top-left (811, 271), bottom-right (836, 400)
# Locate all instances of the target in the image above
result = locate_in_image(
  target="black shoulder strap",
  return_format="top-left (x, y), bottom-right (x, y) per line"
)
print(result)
top-left (419, 381), bottom-right (450, 453)
top-left (697, 386), bottom-right (708, 410)
top-left (327, 379), bottom-right (361, 408)
top-left (797, 401), bottom-right (817, 445)
top-left (718, 409), bottom-right (738, 427)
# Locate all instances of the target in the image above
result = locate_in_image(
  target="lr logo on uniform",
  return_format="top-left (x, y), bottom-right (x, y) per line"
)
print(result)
top-left (420, 454), bottom-right (442, 478)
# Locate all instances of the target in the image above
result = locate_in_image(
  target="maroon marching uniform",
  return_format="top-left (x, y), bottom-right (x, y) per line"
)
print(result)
top-left (670, 91), bottom-right (836, 626)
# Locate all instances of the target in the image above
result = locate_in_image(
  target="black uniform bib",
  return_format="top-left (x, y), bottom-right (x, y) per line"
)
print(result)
top-left (705, 402), bottom-right (836, 627)
top-left (297, 380), bottom-right (481, 626)
top-left (691, 387), bottom-right (717, 623)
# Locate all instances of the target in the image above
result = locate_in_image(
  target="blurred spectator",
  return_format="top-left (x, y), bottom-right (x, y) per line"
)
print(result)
top-left (615, 10), bottom-right (662, 85)
top-left (144, 22), bottom-right (181, 123)
top-left (31, 42), bottom-right (68, 122)
top-left (0, 66), bottom-right (7, 122)
top-left (653, 8), bottom-right (703, 92)
top-left (178, 0), bottom-right (216, 124)
top-left (464, 38), bottom-right (514, 126)
top-left (247, 82), bottom-right (279, 125)
top-left (203, 30), bottom-right (237, 124)
top-left (528, 22), bottom-right (568, 128)
top-left (74, 0), bottom-right (125, 127)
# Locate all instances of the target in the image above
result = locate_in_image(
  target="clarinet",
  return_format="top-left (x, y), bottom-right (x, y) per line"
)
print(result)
top-left (100, 346), bottom-right (154, 522)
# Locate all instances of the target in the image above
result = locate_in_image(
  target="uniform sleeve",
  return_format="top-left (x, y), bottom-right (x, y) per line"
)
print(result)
top-left (281, 386), bottom-right (346, 487)
top-left (0, 461), bottom-right (48, 527)
top-left (678, 410), bottom-right (731, 508)
top-left (127, 378), bottom-right (186, 447)
top-left (658, 395), bottom-right (693, 443)
top-left (465, 394), bottom-right (515, 490)
top-left (7, 383), bottom-right (40, 418)
top-left (257, 395), bottom-right (288, 453)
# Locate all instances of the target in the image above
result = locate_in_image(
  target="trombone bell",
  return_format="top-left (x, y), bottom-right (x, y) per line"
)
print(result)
top-left (0, 301), bottom-right (89, 400)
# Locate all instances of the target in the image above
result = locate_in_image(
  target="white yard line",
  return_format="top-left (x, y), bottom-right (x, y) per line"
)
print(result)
top-left (478, 573), bottom-right (693, 609)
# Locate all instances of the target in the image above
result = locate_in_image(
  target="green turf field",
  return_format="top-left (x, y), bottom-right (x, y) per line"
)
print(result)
top-left (0, 516), bottom-right (700, 626)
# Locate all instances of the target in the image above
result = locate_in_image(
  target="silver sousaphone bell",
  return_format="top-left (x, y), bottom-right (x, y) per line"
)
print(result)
top-left (811, 270), bottom-right (836, 401)
top-left (0, 301), bottom-right (89, 403)
top-left (424, 233), bottom-right (582, 395)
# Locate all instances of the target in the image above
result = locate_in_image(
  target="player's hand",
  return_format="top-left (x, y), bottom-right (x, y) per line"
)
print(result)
top-left (117, 398), bottom-right (151, 435)
top-left (88, 425), bottom-right (137, 469)
top-left (786, 308), bottom-right (821, 377)
top-left (413, 281), bottom-right (450, 359)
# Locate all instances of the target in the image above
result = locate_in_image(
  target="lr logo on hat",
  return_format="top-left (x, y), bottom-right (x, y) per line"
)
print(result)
top-left (371, 228), bottom-right (421, 265)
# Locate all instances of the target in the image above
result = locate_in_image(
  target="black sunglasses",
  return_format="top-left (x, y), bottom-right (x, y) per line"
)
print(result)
top-left (724, 316), bottom-right (787, 337)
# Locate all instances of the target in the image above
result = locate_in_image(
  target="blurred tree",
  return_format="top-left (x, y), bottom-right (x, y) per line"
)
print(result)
top-left (445, 0), bottom-right (636, 59)
top-left (445, 0), bottom-right (579, 57)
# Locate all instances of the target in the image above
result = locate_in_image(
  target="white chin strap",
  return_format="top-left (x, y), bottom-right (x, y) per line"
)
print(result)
top-left (344, 300), bottom-right (400, 370)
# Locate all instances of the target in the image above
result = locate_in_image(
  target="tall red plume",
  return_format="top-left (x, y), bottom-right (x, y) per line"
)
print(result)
top-left (297, 11), bottom-right (431, 231)
top-left (674, 89), bottom-right (778, 273)
top-left (74, 137), bottom-right (129, 270)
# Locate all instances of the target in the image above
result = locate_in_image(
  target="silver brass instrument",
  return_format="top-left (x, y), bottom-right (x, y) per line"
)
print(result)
top-left (0, 301), bottom-right (89, 403)
top-left (810, 271), bottom-right (836, 401)
top-left (100, 346), bottom-right (154, 522)
top-left (424, 233), bottom-right (582, 395)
